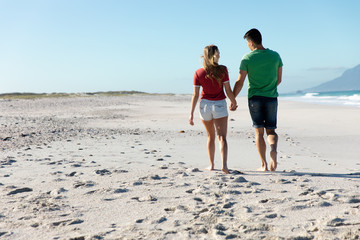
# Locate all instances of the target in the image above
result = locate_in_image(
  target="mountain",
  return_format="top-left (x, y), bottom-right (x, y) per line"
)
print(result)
top-left (304, 64), bottom-right (360, 93)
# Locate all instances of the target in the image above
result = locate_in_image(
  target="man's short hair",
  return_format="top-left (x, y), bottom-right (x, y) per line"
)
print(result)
top-left (244, 29), bottom-right (262, 45)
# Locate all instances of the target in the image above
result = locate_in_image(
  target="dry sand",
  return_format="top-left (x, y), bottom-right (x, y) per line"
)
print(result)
top-left (0, 94), bottom-right (359, 240)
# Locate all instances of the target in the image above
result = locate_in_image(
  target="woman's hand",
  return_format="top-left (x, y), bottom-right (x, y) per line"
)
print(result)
top-left (189, 114), bottom-right (194, 125)
top-left (229, 100), bottom-right (238, 111)
top-left (189, 86), bottom-right (199, 126)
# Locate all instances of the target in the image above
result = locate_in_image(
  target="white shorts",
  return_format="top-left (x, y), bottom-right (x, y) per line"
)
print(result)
top-left (199, 99), bottom-right (228, 121)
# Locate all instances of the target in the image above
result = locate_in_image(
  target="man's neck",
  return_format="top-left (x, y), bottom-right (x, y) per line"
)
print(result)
top-left (253, 44), bottom-right (265, 51)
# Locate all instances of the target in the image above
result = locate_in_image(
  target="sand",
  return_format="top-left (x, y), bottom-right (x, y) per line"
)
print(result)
top-left (0, 94), bottom-right (359, 240)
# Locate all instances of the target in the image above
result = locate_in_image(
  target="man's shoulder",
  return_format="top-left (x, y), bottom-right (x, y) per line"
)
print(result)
top-left (266, 49), bottom-right (281, 57)
top-left (242, 51), bottom-right (253, 60)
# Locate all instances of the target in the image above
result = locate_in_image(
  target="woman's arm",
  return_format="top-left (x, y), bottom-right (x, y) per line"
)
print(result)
top-left (224, 82), bottom-right (237, 111)
top-left (189, 86), bottom-right (200, 125)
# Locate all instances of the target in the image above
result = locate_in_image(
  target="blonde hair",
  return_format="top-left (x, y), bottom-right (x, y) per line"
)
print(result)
top-left (202, 45), bottom-right (226, 87)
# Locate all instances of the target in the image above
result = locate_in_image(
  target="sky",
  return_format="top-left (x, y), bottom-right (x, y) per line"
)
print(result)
top-left (1, 0), bottom-right (360, 95)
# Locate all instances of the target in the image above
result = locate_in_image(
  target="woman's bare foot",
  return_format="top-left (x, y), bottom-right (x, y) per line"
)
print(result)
top-left (222, 168), bottom-right (230, 174)
top-left (270, 150), bottom-right (277, 171)
top-left (206, 165), bottom-right (215, 171)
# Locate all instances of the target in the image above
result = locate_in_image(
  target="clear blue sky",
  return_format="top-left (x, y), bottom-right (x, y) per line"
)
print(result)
top-left (1, 0), bottom-right (360, 94)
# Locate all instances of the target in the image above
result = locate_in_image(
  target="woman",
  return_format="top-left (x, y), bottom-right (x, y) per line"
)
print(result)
top-left (189, 45), bottom-right (237, 174)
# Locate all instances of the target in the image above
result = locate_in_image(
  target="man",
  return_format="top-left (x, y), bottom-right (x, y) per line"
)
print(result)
top-left (233, 28), bottom-right (283, 171)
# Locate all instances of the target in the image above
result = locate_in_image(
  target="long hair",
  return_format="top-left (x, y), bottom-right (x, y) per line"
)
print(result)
top-left (202, 45), bottom-right (226, 87)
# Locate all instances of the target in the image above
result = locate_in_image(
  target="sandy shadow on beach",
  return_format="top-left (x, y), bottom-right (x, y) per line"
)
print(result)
top-left (228, 169), bottom-right (360, 179)
top-left (282, 171), bottom-right (360, 179)
top-left (253, 171), bottom-right (360, 179)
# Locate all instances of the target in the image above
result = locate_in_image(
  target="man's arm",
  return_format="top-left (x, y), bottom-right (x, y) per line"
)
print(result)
top-left (233, 70), bottom-right (247, 97)
top-left (277, 67), bottom-right (282, 86)
top-left (223, 82), bottom-right (237, 111)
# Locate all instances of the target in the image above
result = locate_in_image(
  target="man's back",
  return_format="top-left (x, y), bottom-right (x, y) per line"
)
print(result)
top-left (240, 49), bottom-right (283, 98)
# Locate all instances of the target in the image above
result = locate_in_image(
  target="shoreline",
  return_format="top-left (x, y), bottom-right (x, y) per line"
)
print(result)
top-left (1, 94), bottom-right (359, 239)
top-left (2, 90), bottom-right (359, 108)
top-left (0, 91), bottom-right (167, 100)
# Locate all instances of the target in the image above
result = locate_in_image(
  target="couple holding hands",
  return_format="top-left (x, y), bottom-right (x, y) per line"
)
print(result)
top-left (189, 28), bottom-right (283, 174)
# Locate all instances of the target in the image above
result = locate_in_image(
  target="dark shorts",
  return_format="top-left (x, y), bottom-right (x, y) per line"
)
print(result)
top-left (248, 96), bottom-right (278, 129)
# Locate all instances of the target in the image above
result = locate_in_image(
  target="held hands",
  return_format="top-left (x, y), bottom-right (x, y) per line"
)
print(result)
top-left (229, 101), bottom-right (238, 111)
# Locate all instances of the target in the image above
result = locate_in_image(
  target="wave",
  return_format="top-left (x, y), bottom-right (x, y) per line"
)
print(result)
top-left (303, 92), bottom-right (319, 98)
top-left (282, 91), bottom-right (360, 107)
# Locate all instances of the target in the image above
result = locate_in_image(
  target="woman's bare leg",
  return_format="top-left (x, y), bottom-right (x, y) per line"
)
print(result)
top-left (201, 119), bottom-right (215, 170)
top-left (214, 116), bottom-right (229, 174)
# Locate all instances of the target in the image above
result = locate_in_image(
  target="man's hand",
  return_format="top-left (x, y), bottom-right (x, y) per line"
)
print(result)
top-left (229, 101), bottom-right (238, 111)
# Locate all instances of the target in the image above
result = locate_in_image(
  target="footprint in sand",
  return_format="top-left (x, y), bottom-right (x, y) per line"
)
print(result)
top-left (223, 202), bottom-right (236, 209)
top-left (327, 217), bottom-right (345, 227)
top-left (114, 169), bottom-right (128, 173)
top-left (233, 177), bottom-right (248, 183)
top-left (346, 196), bottom-right (360, 203)
top-left (194, 197), bottom-right (203, 203)
top-left (50, 188), bottom-right (68, 197)
top-left (132, 181), bottom-right (143, 186)
top-left (318, 201), bottom-right (332, 207)
top-left (185, 189), bottom-right (195, 194)
top-left (95, 169), bottom-right (112, 176)
top-left (159, 165), bottom-right (168, 169)
top-left (223, 189), bottom-right (241, 195)
top-left (274, 179), bottom-right (292, 184)
top-left (7, 187), bottom-right (33, 195)
top-left (148, 174), bottom-right (166, 180)
top-left (191, 168), bottom-right (201, 172)
top-left (66, 171), bottom-right (78, 177)
top-left (242, 206), bottom-right (252, 213)
top-left (290, 205), bottom-right (308, 211)
top-left (135, 218), bottom-right (145, 223)
top-left (114, 188), bottom-right (128, 193)
top-left (265, 213), bottom-right (278, 219)
top-left (134, 195), bottom-right (157, 202)
top-left (51, 219), bottom-right (84, 227)
top-left (73, 181), bottom-right (95, 188)
top-left (151, 216), bottom-right (167, 224)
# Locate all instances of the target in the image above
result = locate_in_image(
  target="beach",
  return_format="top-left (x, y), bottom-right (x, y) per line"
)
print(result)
top-left (0, 94), bottom-right (359, 240)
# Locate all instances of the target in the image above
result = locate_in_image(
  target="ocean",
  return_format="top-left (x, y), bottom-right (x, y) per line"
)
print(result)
top-left (280, 90), bottom-right (360, 107)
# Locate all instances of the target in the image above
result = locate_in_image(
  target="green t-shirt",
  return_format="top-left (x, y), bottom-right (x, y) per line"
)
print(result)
top-left (240, 49), bottom-right (283, 98)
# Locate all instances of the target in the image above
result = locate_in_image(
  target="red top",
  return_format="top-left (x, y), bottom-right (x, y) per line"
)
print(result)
top-left (193, 67), bottom-right (229, 100)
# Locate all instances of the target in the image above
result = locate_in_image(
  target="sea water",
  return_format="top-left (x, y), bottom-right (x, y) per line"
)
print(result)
top-left (280, 90), bottom-right (360, 107)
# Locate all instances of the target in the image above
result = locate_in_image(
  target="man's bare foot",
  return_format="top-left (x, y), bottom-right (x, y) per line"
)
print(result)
top-left (270, 160), bottom-right (277, 171)
top-left (270, 150), bottom-right (277, 171)
top-left (222, 168), bottom-right (230, 174)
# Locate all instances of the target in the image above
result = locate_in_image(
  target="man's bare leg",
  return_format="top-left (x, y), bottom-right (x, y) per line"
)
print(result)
top-left (266, 129), bottom-right (278, 171)
top-left (255, 127), bottom-right (268, 171)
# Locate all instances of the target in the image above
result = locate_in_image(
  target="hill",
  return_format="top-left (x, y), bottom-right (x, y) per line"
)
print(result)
top-left (304, 64), bottom-right (360, 93)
